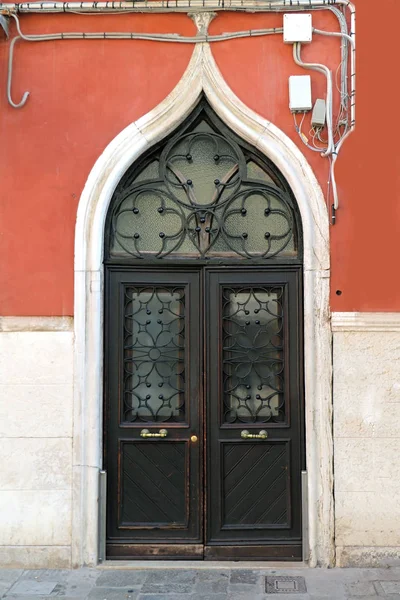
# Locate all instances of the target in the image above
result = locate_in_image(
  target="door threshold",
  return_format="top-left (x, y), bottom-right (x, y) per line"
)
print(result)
top-left (99, 560), bottom-right (308, 569)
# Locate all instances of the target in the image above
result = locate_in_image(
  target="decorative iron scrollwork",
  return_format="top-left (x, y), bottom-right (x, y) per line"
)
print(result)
top-left (108, 108), bottom-right (299, 261)
top-left (123, 286), bottom-right (186, 423)
top-left (222, 286), bottom-right (285, 423)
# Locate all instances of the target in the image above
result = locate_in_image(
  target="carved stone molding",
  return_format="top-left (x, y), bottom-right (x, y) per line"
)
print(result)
top-left (74, 41), bottom-right (332, 567)
top-left (332, 312), bottom-right (400, 332)
top-left (188, 11), bottom-right (217, 35)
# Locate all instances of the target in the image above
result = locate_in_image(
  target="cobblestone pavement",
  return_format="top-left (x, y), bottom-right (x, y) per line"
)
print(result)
top-left (1, 565), bottom-right (400, 600)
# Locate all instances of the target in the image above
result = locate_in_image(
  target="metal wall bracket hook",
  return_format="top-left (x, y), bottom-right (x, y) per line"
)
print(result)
top-left (7, 36), bottom-right (30, 108)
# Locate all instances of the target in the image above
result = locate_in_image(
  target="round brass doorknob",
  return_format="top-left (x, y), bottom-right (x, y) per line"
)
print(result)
top-left (190, 435), bottom-right (198, 443)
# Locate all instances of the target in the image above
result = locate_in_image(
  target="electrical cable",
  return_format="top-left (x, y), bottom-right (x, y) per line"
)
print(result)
top-left (294, 113), bottom-right (323, 153)
top-left (4, 0), bottom-right (356, 218)
top-left (313, 27), bottom-right (354, 48)
top-left (292, 42), bottom-right (334, 156)
top-left (9, 14), bottom-right (283, 43)
top-left (7, 13), bottom-right (284, 107)
top-left (0, 0), bottom-right (357, 14)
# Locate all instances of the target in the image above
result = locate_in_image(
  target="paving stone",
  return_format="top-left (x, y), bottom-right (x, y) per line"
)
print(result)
top-left (96, 573), bottom-right (147, 588)
top-left (6, 581), bottom-right (58, 596)
top-left (144, 571), bottom-right (196, 584)
top-left (137, 596), bottom-right (195, 600)
top-left (183, 595), bottom-right (226, 600)
top-left (226, 595), bottom-right (265, 600)
top-left (263, 596), bottom-right (310, 600)
top-left (60, 570), bottom-right (101, 598)
top-left (87, 588), bottom-right (139, 600)
top-left (195, 571), bottom-right (229, 582)
top-left (1, 581), bottom-right (22, 600)
top-left (67, 569), bottom-right (100, 585)
top-left (379, 580), bottom-right (400, 594)
top-left (0, 573), bottom-right (23, 586)
top-left (20, 572), bottom-right (70, 583)
top-left (6, 565), bottom-right (400, 600)
top-left (344, 581), bottom-right (377, 596)
top-left (193, 580), bottom-right (228, 594)
top-left (140, 582), bottom-right (193, 594)
top-left (346, 597), bottom-right (384, 600)
top-left (0, 584), bottom-right (11, 599)
top-left (230, 570), bottom-right (260, 585)
top-left (228, 583), bottom-right (263, 594)
top-left (366, 595), bottom-right (400, 600)
top-left (4, 597), bottom-right (82, 600)
top-left (305, 578), bottom-right (345, 597)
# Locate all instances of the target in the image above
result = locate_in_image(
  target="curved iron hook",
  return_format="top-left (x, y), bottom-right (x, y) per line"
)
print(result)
top-left (7, 36), bottom-right (30, 109)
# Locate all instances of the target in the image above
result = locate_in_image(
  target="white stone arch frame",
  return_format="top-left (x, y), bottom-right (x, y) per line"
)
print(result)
top-left (73, 42), bottom-right (332, 568)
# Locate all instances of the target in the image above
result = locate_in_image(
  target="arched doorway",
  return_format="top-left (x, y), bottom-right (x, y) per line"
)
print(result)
top-left (103, 100), bottom-right (304, 560)
top-left (73, 40), bottom-right (332, 567)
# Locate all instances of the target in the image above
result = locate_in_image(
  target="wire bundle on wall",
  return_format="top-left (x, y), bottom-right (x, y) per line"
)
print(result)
top-left (1, 0), bottom-right (355, 223)
top-left (289, 7), bottom-right (355, 222)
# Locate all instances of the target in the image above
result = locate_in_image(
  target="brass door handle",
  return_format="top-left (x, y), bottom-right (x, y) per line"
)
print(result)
top-left (241, 429), bottom-right (268, 439)
top-left (140, 429), bottom-right (168, 438)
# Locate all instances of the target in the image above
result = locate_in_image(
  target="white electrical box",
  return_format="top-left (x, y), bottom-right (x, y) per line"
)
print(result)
top-left (283, 13), bottom-right (312, 43)
top-left (311, 98), bottom-right (326, 128)
top-left (289, 75), bottom-right (312, 112)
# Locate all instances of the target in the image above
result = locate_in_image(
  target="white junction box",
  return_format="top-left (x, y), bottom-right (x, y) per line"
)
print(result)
top-left (289, 75), bottom-right (312, 113)
top-left (283, 13), bottom-right (312, 44)
top-left (311, 98), bottom-right (326, 128)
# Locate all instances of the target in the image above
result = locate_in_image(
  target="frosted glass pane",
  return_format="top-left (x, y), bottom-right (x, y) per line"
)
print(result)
top-left (133, 159), bottom-right (160, 183)
top-left (247, 160), bottom-right (275, 184)
top-left (123, 287), bottom-right (186, 423)
top-left (109, 115), bottom-right (298, 260)
top-left (222, 287), bottom-right (285, 423)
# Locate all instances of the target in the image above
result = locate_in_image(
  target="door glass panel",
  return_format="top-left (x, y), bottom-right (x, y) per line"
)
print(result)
top-left (222, 286), bottom-right (285, 423)
top-left (123, 286), bottom-right (186, 423)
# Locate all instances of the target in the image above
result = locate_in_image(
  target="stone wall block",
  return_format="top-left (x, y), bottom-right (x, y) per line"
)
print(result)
top-left (0, 438), bottom-right (72, 490)
top-left (0, 332), bottom-right (73, 385)
top-left (0, 490), bottom-right (72, 546)
top-left (0, 384), bottom-right (73, 438)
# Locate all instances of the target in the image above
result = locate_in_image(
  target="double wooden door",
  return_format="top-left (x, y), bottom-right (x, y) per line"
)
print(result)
top-left (105, 265), bottom-right (304, 560)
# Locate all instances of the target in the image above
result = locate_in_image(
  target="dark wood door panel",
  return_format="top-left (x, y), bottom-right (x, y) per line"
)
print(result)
top-left (222, 440), bottom-right (290, 530)
top-left (119, 440), bottom-right (189, 529)
top-left (105, 268), bottom-right (202, 553)
top-left (204, 544), bottom-right (302, 561)
top-left (205, 267), bottom-right (303, 555)
top-left (107, 543), bottom-right (204, 560)
top-left (105, 265), bottom-right (304, 560)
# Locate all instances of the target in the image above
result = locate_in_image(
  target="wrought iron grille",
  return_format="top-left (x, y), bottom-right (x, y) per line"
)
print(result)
top-left (222, 286), bottom-right (285, 423)
top-left (106, 102), bottom-right (301, 262)
top-left (123, 285), bottom-right (186, 423)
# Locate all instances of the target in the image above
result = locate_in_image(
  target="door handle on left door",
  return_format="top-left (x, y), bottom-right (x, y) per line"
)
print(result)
top-left (140, 429), bottom-right (168, 438)
top-left (241, 429), bottom-right (268, 439)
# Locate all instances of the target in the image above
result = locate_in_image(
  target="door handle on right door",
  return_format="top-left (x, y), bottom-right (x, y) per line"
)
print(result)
top-left (241, 430), bottom-right (268, 440)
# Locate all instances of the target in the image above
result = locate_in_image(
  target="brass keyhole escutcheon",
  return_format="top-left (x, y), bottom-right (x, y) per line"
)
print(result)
top-left (191, 435), bottom-right (198, 443)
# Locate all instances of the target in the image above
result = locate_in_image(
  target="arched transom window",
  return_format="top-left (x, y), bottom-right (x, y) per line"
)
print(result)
top-left (105, 100), bottom-right (302, 262)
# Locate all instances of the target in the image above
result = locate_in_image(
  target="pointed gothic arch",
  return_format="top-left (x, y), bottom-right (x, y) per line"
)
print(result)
top-left (73, 42), bottom-right (332, 567)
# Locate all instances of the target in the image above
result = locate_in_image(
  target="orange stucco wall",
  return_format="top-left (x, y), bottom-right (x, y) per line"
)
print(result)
top-left (1, 0), bottom-right (399, 316)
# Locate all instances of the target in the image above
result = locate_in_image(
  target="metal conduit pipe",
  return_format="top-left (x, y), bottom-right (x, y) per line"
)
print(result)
top-left (0, 0), bottom-right (353, 15)
top-left (0, 0), bottom-right (355, 216)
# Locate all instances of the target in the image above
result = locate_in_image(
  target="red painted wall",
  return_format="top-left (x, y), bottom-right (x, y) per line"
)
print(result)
top-left (1, 1), bottom-right (399, 316)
